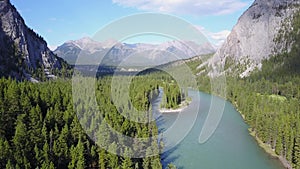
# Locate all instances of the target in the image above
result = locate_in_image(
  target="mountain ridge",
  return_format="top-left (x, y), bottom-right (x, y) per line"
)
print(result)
top-left (207, 0), bottom-right (300, 77)
top-left (54, 37), bottom-right (215, 66)
top-left (0, 0), bottom-right (67, 81)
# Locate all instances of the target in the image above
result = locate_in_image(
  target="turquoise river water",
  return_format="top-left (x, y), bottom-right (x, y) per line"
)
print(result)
top-left (153, 90), bottom-right (284, 169)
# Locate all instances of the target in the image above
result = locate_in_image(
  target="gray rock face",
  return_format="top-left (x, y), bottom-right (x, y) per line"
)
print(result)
top-left (208, 0), bottom-right (300, 77)
top-left (55, 37), bottom-right (215, 66)
top-left (0, 0), bottom-right (63, 80)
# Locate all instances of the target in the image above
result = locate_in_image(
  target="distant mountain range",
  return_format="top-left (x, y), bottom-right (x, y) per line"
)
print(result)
top-left (54, 37), bottom-right (215, 66)
top-left (2, 0), bottom-right (299, 81)
top-left (0, 0), bottom-right (67, 81)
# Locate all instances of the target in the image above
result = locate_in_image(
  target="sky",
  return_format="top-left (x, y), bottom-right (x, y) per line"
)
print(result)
top-left (10, 0), bottom-right (254, 50)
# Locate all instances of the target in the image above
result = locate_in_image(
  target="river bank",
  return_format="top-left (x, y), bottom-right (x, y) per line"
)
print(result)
top-left (232, 101), bottom-right (292, 169)
top-left (159, 98), bottom-right (191, 113)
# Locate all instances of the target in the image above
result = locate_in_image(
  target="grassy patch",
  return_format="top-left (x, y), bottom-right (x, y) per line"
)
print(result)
top-left (256, 93), bottom-right (287, 102)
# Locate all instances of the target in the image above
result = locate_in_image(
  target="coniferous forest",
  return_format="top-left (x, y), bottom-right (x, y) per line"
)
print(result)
top-left (1, 48), bottom-right (300, 169)
top-left (0, 70), bottom-right (185, 169)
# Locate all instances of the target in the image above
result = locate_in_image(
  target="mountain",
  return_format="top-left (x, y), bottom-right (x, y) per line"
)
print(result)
top-left (54, 37), bottom-right (215, 66)
top-left (0, 0), bottom-right (67, 81)
top-left (207, 0), bottom-right (300, 77)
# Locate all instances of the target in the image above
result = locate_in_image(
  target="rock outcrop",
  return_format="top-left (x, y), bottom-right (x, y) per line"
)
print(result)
top-left (208, 0), bottom-right (300, 77)
top-left (0, 0), bottom-right (65, 80)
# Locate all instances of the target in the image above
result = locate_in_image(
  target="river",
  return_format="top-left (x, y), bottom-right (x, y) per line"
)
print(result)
top-left (153, 90), bottom-right (284, 169)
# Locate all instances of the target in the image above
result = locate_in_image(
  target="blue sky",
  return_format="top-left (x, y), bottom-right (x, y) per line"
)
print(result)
top-left (11, 0), bottom-right (253, 49)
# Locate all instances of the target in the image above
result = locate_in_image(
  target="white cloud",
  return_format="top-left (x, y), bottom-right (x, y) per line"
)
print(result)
top-left (112, 0), bottom-right (251, 16)
top-left (210, 30), bottom-right (231, 45)
top-left (195, 26), bottom-right (230, 47)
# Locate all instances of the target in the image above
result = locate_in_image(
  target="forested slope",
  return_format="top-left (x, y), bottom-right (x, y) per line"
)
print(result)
top-left (0, 72), bottom-right (184, 169)
top-left (225, 10), bottom-right (300, 168)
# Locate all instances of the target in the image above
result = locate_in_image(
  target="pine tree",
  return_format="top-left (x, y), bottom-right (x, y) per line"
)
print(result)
top-left (49, 161), bottom-right (55, 169)
top-left (42, 141), bottom-right (50, 164)
top-left (0, 138), bottom-right (11, 168)
top-left (68, 138), bottom-right (85, 169)
top-left (41, 121), bottom-right (48, 141)
top-left (151, 158), bottom-right (162, 169)
top-left (20, 93), bottom-right (31, 113)
top-left (70, 118), bottom-right (83, 142)
top-left (6, 80), bottom-right (21, 113)
top-left (53, 124), bottom-right (69, 168)
top-left (3, 80), bottom-right (21, 139)
top-left (121, 147), bottom-right (133, 169)
top-left (24, 157), bottom-right (32, 169)
top-left (76, 138), bottom-right (85, 169)
top-left (107, 142), bottom-right (119, 169)
top-left (29, 105), bottom-right (43, 146)
top-left (99, 149), bottom-right (107, 169)
top-left (142, 157), bottom-right (150, 169)
top-left (13, 114), bottom-right (29, 167)
top-left (34, 144), bottom-right (42, 167)
top-left (68, 145), bottom-right (76, 169)
top-left (5, 160), bottom-right (14, 169)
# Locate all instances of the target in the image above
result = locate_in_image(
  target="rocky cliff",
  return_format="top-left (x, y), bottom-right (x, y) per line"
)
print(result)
top-left (0, 0), bottom-right (65, 81)
top-left (208, 0), bottom-right (300, 77)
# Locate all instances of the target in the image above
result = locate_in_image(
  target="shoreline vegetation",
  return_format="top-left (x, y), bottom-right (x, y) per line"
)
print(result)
top-left (159, 98), bottom-right (191, 114)
top-left (233, 102), bottom-right (292, 169)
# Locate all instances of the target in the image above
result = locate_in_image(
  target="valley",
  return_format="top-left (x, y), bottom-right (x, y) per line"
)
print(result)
top-left (0, 0), bottom-right (300, 168)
